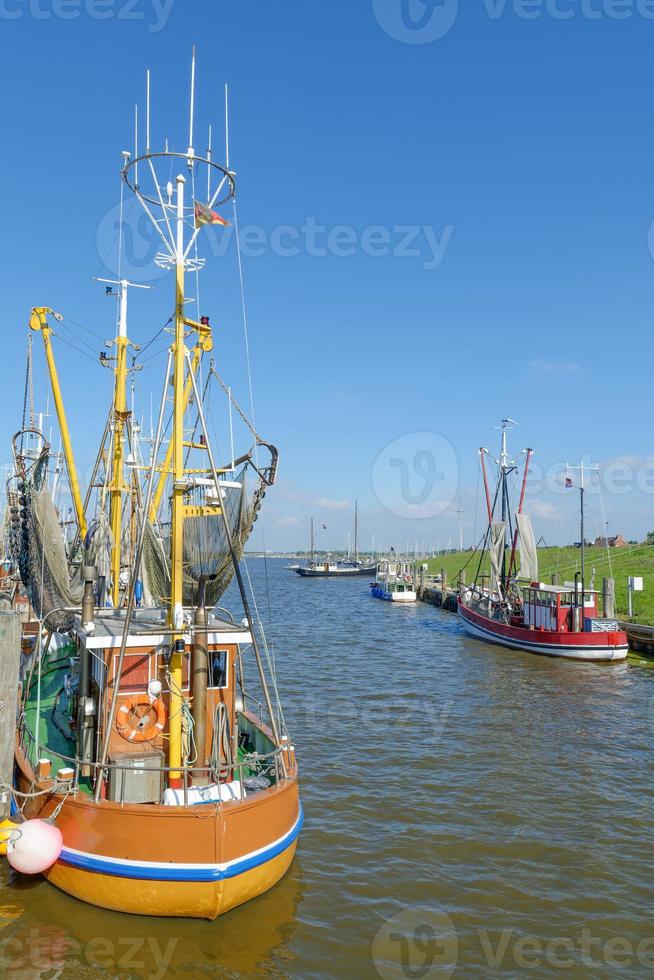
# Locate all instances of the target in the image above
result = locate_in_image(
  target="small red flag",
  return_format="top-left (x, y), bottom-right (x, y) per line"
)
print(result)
top-left (194, 200), bottom-right (230, 228)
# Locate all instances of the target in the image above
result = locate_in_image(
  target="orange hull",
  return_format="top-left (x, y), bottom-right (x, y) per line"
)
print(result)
top-left (16, 745), bottom-right (302, 920)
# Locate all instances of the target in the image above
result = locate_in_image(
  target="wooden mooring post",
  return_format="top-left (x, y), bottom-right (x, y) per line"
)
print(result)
top-left (603, 577), bottom-right (616, 619)
top-left (0, 610), bottom-right (20, 819)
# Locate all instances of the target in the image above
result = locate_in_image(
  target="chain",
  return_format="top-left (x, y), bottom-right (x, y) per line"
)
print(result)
top-left (209, 361), bottom-right (264, 445)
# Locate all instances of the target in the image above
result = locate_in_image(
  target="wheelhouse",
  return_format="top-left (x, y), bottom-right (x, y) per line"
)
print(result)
top-left (521, 583), bottom-right (598, 632)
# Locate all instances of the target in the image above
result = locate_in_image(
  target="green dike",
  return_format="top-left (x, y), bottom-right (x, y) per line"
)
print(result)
top-left (421, 544), bottom-right (654, 625)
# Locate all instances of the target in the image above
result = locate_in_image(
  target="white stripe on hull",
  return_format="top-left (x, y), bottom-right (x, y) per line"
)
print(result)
top-left (460, 613), bottom-right (628, 662)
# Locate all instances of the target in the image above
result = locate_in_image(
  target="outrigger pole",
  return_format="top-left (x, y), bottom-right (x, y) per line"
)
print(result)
top-left (479, 448), bottom-right (493, 524)
top-left (507, 448), bottom-right (533, 581)
top-left (29, 308), bottom-right (87, 539)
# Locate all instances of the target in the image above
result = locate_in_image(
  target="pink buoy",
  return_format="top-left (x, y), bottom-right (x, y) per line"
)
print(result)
top-left (6, 819), bottom-right (63, 874)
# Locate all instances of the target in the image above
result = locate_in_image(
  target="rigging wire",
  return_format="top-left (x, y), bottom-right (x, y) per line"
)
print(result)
top-left (50, 332), bottom-right (99, 366)
top-left (231, 196), bottom-right (278, 675)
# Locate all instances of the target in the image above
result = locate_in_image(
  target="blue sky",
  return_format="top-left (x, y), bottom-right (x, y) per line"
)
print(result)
top-left (3, 1), bottom-right (654, 553)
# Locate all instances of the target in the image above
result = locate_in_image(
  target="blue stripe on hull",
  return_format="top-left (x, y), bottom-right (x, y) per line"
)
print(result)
top-left (57, 804), bottom-right (304, 882)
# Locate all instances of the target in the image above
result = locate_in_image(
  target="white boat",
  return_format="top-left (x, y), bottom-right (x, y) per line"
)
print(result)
top-left (370, 560), bottom-right (417, 603)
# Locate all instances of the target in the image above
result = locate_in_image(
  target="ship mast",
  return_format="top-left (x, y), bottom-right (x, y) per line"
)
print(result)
top-left (120, 55), bottom-right (237, 786)
top-left (96, 277), bottom-right (150, 606)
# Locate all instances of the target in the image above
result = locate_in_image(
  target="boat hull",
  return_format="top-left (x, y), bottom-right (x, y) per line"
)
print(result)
top-left (370, 585), bottom-right (417, 602)
top-left (16, 746), bottom-right (302, 920)
top-left (295, 566), bottom-right (375, 577)
top-left (458, 601), bottom-right (629, 662)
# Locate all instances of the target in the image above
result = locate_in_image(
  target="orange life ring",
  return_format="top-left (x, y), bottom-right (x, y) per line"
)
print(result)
top-left (116, 694), bottom-right (166, 742)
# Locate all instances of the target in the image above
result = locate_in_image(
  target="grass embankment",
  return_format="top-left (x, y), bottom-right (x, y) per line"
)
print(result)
top-left (422, 544), bottom-right (654, 625)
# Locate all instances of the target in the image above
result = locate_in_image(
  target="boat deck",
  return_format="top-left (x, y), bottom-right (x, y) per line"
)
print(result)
top-left (22, 644), bottom-right (93, 792)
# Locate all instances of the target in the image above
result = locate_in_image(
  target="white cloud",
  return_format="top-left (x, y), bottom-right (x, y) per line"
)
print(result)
top-left (276, 517), bottom-right (300, 527)
top-left (315, 497), bottom-right (351, 510)
top-left (529, 500), bottom-right (558, 520)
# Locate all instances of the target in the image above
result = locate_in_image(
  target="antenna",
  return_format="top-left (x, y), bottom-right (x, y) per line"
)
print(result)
top-left (207, 124), bottom-right (212, 200)
top-left (134, 104), bottom-right (139, 185)
top-left (188, 45), bottom-right (196, 161)
top-left (225, 83), bottom-right (230, 171)
top-left (146, 69), bottom-right (151, 153)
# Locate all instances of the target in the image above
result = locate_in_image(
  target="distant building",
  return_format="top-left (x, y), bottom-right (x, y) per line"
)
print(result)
top-left (594, 533), bottom-right (628, 548)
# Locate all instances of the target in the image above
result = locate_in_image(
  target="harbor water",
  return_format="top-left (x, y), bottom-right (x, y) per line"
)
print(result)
top-left (1, 558), bottom-right (653, 978)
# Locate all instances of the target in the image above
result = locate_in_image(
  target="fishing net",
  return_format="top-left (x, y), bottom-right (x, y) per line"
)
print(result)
top-left (142, 460), bottom-right (268, 608)
top-left (11, 443), bottom-right (114, 630)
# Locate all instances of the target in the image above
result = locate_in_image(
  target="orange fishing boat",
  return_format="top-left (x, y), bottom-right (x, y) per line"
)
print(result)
top-left (6, 52), bottom-right (302, 918)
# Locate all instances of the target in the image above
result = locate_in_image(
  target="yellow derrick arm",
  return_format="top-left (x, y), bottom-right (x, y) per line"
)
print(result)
top-left (29, 307), bottom-right (87, 539)
top-left (148, 316), bottom-right (212, 524)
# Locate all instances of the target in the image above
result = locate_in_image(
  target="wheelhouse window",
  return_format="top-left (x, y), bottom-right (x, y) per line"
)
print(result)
top-left (209, 650), bottom-right (229, 689)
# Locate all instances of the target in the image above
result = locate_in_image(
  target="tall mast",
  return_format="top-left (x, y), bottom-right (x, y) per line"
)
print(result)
top-left (310, 516), bottom-right (315, 566)
top-left (119, 51), bottom-right (237, 787)
top-left (496, 418), bottom-right (517, 584)
top-left (96, 277), bottom-right (150, 606)
top-left (354, 499), bottom-right (358, 564)
top-left (566, 459), bottom-right (598, 632)
top-left (169, 171), bottom-right (187, 786)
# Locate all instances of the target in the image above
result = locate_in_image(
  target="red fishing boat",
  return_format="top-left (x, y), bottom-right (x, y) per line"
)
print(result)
top-left (458, 420), bottom-right (628, 662)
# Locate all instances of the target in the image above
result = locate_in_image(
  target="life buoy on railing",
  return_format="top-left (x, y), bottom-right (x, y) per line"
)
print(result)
top-left (116, 694), bottom-right (166, 742)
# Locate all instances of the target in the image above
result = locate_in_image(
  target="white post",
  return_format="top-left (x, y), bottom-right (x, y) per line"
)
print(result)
top-left (119, 279), bottom-right (128, 340)
top-left (134, 104), bottom-right (139, 185)
top-left (225, 83), bottom-right (230, 170)
top-left (188, 46), bottom-right (196, 159)
top-left (176, 175), bottom-right (186, 261)
top-left (228, 386), bottom-right (235, 471)
top-left (146, 69), bottom-right (151, 153)
top-left (207, 123), bottom-right (212, 200)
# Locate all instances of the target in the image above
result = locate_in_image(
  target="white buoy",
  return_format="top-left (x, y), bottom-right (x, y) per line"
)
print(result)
top-left (6, 819), bottom-right (63, 874)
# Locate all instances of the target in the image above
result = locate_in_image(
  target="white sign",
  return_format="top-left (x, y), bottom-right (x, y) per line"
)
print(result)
top-left (628, 577), bottom-right (644, 592)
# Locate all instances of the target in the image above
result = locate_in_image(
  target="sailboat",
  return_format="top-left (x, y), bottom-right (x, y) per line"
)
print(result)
top-left (458, 420), bottom-right (628, 662)
top-left (6, 54), bottom-right (302, 919)
top-left (294, 502), bottom-right (375, 577)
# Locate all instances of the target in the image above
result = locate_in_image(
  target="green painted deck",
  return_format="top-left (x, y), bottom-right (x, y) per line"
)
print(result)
top-left (22, 645), bottom-right (91, 792)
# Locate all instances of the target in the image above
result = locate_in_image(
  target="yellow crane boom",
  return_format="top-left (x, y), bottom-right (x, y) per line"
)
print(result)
top-left (29, 307), bottom-right (87, 540)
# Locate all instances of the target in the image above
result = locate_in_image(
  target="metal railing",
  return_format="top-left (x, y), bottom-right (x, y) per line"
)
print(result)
top-left (17, 718), bottom-right (291, 808)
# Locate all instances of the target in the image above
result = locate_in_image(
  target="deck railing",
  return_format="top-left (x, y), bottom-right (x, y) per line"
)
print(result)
top-left (17, 714), bottom-right (290, 808)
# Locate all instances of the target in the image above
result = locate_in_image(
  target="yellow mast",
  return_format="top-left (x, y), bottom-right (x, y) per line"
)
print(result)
top-left (29, 307), bottom-right (87, 539)
top-left (148, 320), bottom-right (212, 524)
top-left (108, 281), bottom-right (131, 605)
top-left (169, 172), bottom-right (187, 786)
